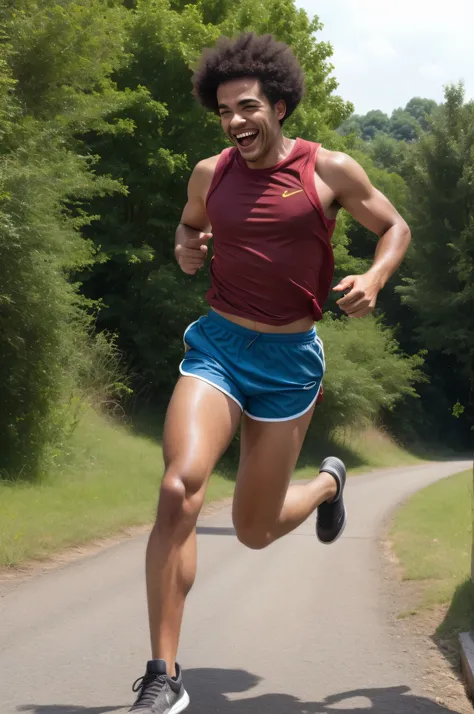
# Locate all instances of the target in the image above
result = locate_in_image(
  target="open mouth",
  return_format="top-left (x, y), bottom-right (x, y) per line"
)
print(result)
top-left (234, 130), bottom-right (259, 149)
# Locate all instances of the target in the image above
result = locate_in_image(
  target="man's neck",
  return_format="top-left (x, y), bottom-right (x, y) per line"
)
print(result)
top-left (246, 135), bottom-right (294, 170)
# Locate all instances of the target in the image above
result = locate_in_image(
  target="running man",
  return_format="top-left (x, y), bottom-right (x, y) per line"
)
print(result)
top-left (129, 32), bottom-right (411, 713)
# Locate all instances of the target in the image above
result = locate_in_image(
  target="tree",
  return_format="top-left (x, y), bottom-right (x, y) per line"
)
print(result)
top-left (0, 0), bottom-right (129, 478)
top-left (338, 110), bottom-right (391, 141)
top-left (405, 97), bottom-right (437, 131)
top-left (398, 83), bottom-right (474, 437)
top-left (389, 108), bottom-right (420, 142)
top-left (366, 133), bottom-right (410, 175)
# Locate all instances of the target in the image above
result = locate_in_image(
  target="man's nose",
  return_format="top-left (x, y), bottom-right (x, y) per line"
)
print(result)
top-left (229, 113), bottom-right (246, 130)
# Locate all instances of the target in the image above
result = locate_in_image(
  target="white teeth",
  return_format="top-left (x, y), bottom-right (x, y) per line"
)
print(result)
top-left (236, 131), bottom-right (258, 139)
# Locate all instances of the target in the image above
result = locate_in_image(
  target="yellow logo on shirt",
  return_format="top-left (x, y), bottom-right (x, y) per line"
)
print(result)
top-left (282, 189), bottom-right (303, 198)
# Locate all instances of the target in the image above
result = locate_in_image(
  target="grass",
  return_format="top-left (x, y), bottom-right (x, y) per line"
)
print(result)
top-left (294, 425), bottom-right (422, 478)
top-left (0, 407), bottom-right (423, 569)
top-left (0, 408), bottom-right (235, 568)
top-left (390, 469), bottom-right (474, 651)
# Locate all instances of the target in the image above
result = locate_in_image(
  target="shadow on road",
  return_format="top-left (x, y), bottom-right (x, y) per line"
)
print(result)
top-left (182, 668), bottom-right (461, 713)
top-left (18, 667), bottom-right (462, 713)
top-left (196, 526), bottom-right (236, 536)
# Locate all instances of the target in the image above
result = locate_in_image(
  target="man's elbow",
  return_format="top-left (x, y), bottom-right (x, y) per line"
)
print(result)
top-left (399, 216), bottom-right (412, 248)
top-left (388, 214), bottom-right (411, 247)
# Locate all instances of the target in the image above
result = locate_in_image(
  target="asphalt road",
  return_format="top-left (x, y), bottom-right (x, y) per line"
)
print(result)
top-left (0, 459), bottom-right (470, 714)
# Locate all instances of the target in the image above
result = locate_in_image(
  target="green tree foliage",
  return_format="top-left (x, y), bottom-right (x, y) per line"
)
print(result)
top-left (313, 315), bottom-right (424, 436)
top-left (0, 1), bottom-right (129, 479)
top-left (404, 97), bottom-right (438, 131)
top-left (389, 108), bottom-right (420, 142)
top-left (398, 83), bottom-right (474, 435)
top-left (339, 98), bottom-right (437, 145)
top-left (360, 109), bottom-right (391, 140)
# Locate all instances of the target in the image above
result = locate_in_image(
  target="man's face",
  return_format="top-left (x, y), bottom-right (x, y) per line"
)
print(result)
top-left (217, 78), bottom-right (286, 163)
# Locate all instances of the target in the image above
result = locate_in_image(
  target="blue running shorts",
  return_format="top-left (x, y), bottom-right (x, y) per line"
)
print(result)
top-left (179, 310), bottom-right (325, 422)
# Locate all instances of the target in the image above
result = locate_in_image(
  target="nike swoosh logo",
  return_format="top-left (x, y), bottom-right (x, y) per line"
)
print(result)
top-left (282, 189), bottom-right (303, 198)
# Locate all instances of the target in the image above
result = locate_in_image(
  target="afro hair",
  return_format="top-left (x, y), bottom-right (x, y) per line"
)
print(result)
top-left (192, 32), bottom-right (304, 123)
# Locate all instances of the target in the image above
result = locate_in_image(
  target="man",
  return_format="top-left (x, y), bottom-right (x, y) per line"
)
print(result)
top-left (129, 32), bottom-right (410, 713)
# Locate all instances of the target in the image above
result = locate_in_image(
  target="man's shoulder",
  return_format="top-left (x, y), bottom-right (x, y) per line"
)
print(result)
top-left (316, 147), bottom-right (363, 186)
top-left (317, 147), bottom-right (352, 171)
top-left (191, 148), bottom-right (237, 198)
top-left (194, 147), bottom-right (235, 176)
top-left (187, 155), bottom-right (220, 196)
top-left (195, 153), bottom-right (220, 171)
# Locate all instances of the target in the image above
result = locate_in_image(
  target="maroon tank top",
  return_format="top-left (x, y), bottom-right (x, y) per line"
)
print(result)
top-left (205, 137), bottom-right (336, 325)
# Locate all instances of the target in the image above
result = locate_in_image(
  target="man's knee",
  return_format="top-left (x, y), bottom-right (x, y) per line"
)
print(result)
top-left (233, 514), bottom-right (273, 550)
top-left (156, 468), bottom-right (205, 532)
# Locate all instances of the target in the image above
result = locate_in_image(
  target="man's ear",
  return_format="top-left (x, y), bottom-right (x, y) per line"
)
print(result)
top-left (275, 99), bottom-right (287, 122)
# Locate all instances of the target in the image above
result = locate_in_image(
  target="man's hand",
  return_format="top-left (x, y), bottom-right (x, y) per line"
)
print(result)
top-left (333, 272), bottom-right (383, 318)
top-left (175, 232), bottom-right (212, 275)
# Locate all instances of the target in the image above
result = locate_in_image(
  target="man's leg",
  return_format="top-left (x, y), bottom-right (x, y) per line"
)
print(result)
top-left (232, 407), bottom-right (339, 549)
top-left (146, 376), bottom-right (241, 675)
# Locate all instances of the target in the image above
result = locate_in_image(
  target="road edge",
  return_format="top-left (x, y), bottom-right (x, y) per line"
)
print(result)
top-left (0, 495), bottom-right (234, 588)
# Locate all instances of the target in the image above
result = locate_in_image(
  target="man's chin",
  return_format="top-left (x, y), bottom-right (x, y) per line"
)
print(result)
top-left (237, 144), bottom-right (260, 162)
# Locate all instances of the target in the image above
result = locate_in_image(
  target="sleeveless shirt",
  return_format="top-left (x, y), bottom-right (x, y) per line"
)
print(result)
top-left (205, 137), bottom-right (336, 325)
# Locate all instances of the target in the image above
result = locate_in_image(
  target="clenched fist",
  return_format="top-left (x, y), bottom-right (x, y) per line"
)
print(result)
top-left (175, 232), bottom-right (212, 275)
top-left (333, 272), bottom-right (382, 318)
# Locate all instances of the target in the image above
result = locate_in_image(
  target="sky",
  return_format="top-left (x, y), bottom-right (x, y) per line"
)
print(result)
top-left (296, 0), bottom-right (472, 115)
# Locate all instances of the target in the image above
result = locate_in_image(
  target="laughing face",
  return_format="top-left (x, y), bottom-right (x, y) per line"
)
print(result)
top-left (216, 77), bottom-right (286, 166)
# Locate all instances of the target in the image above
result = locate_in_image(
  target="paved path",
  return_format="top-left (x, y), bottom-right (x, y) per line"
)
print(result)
top-left (0, 459), bottom-right (470, 714)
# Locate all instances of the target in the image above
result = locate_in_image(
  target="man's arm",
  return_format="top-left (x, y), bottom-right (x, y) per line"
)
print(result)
top-left (175, 157), bottom-right (217, 275)
top-left (320, 151), bottom-right (411, 318)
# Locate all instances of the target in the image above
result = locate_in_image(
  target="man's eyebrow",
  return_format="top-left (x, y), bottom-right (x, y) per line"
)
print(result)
top-left (217, 98), bottom-right (261, 109)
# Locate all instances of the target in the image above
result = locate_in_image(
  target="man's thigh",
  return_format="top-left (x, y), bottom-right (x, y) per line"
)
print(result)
top-left (161, 375), bottom-right (241, 508)
top-left (232, 406), bottom-right (315, 531)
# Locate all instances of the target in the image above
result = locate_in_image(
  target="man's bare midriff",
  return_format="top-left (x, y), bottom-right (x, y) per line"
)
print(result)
top-left (211, 307), bottom-right (314, 333)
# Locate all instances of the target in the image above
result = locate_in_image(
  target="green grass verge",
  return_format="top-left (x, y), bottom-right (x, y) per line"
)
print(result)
top-left (390, 469), bottom-right (474, 647)
top-left (0, 408), bottom-right (423, 569)
top-left (0, 408), bottom-right (235, 568)
top-left (294, 426), bottom-right (421, 479)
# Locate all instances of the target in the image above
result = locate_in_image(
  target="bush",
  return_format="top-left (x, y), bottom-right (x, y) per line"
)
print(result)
top-left (0, 135), bottom-right (119, 480)
top-left (0, 2), bottom-right (132, 481)
top-left (0, 81), bottom-right (125, 480)
top-left (312, 314), bottom-right (425, 436)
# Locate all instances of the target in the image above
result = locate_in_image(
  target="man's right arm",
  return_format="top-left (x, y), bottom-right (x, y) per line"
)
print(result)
top-left (175, 157), bottom-right (218, 275)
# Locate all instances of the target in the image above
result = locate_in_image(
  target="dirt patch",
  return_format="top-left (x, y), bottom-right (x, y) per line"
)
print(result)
top-left (380, 535), bottom-right (473, 713)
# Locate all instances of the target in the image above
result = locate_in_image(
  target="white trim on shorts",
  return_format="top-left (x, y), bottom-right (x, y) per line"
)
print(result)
top-left (179, 362), bottom-right (244, 412)
top-left (243, 383), bottom-right (321, 423)
top-left (316, 335), bottom-right (326, 372)
top-left (182, 320), bottom-right (199, 352)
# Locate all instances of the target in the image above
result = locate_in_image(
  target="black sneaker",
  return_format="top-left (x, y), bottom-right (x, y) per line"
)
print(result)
top-left (129, 659), bottom-right (189, 713)
top-left (316, 456), bottom-right (347, 544)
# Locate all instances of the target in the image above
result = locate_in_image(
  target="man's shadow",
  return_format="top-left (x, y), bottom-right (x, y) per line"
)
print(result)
top-left (17, 666), bottom-right (463, 714)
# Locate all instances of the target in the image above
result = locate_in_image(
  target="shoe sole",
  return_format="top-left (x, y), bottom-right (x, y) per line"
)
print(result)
top-left (316, 503), bottom-right (347, 545)
top-left (169, 690), bottom-right (190, 714)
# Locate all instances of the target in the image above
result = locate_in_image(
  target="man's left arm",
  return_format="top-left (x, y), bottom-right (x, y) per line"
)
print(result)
top-left (322, 152), bottom-right (411, 318)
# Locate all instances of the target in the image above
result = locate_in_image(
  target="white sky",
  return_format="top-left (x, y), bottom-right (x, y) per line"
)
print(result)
top-left (296, 0), bottom-right (471, 115)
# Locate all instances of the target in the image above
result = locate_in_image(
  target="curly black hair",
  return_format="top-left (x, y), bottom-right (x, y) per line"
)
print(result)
top-left (192, 32), bottom-right (304, 123)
